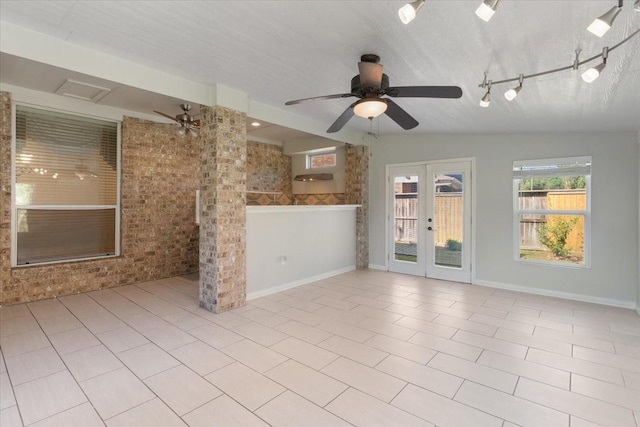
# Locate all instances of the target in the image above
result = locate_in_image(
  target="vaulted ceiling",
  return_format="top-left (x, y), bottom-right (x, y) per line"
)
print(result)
top-left (1, 1), bottom-right (639, 138)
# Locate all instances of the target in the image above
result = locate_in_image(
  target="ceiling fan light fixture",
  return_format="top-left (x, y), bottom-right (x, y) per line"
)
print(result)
top-left (176, 127), bottom-right (186, 137)
top-left (475, 0), bottom-right (500, 22)
top-left (587, 4), bottom-right (622, 37)
top-left (353, 98), bottom-right (388, 119)
top-left (398, 0), bottom-right (425, 24)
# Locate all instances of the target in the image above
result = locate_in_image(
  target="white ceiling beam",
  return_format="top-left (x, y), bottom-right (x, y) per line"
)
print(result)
top-left (0, 22), bottom-right (214, 107)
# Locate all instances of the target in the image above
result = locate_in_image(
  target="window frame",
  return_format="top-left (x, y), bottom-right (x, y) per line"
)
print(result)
top-left (306, 150), bottom-right (337, 169)
top-left (512, 156), bottom-right (591, 268)
top-left (10, 102), bottom-right (122, 267)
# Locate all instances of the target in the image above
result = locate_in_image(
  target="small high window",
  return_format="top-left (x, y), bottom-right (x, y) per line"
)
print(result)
top-left (513, 157), bottom-right (590, 267)
top-left (307, 151), bottom-right (336, 169)
top-left (13, 105), bottom-right (120, 266)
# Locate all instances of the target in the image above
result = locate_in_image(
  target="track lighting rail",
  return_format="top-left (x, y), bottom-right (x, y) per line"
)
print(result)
top-left (479, 27), bottom-right (640, 88)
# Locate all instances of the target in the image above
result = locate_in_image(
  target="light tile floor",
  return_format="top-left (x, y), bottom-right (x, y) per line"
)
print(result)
top-left (1, 270), bottom-right (640, 426)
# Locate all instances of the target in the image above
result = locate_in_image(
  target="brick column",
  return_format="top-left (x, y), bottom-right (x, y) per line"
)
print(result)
top-left (199, 106), bottom-right (247, 313)
top-left (0, 92), bottom-right (12, 299)
top-left (345, 143), bottom-right (369, 269)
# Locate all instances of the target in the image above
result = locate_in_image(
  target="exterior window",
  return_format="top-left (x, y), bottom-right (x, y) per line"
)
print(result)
top-left (513, 157), bottom-right (590, 267)
top-left (13, 105), bottom-right (120, 266)
top-left (307, 151), bottom-right (336, 169)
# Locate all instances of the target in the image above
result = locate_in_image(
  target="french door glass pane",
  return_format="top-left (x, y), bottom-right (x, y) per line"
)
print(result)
top-left (394, 175), bottom-right (418, 263)
top-left (434, 173), bottom-right (463, 268)
top-left (17, 209), bottom-right (116, 265)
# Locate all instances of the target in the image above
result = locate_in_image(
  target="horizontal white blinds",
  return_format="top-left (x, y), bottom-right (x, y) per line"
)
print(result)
top-left (14, 105), bottom-right (119, 266)
top-left (16, 209), bottom-right (116, 265)
top-left (15, 106), bottom-right (118, 206)
top-left (513, 157), bottom-right (591, 179)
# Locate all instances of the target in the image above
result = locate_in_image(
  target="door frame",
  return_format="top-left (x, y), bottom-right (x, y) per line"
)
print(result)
top-left (385, 157), bottom-right (476, 283)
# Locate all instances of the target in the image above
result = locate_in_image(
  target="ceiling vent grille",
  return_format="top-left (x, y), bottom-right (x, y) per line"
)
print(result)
top-left (55, 79), bottom-right (111, 103)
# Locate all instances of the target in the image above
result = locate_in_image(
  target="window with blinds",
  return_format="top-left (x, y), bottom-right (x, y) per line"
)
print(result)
top-left (513, 156), bottom-right (591, 267)
top-left (13, 105), bottom-right (120, 266)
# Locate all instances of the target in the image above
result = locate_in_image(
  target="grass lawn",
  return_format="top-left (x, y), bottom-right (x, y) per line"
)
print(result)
top-left (520, 249), bottom-right (583, 264)
top-left (394, 254), bottom-right (417, 263)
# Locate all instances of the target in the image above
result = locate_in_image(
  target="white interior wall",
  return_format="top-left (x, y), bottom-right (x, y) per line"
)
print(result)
top-left (369, 132), bottom-right (639, 307)
top-left (246, 206), bottom-right (356, 299)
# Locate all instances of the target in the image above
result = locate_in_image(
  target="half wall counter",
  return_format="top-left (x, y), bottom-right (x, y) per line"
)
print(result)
top-left (246, 204), bottom-right (360, 299)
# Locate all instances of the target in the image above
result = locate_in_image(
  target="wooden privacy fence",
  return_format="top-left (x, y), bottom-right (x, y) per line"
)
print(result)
top-left (519, 190), bottom-right (585, 252)
top-left (394, 190), bottom-right (585, 252)
top-left (394, 193), bottom-right (463, 247)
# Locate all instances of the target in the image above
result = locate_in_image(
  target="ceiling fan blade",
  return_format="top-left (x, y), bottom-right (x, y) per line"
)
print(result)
top-left (327, 102), bottom-right (357, 133)
top-left (358, 62), bottom-right (383, 88)
top-left (385, 99), bottom-right (419, 130)
top-left (386, 86), bottom-right (463, 99)
top-left (153, 110), bottom-right (179, 122)
top-left (285, 93), bottom-right (355, 106)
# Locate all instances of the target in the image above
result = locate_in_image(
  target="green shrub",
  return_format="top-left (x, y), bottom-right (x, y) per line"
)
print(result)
top-left (537, 217), bottom-right (578, 258)
top-left (445, 239), bottom-right (462, 251)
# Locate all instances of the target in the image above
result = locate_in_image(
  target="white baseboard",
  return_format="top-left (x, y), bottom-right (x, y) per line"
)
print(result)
top-left (368, 264), bottom-right (387, 271)
top-left (246, 266), bottom-right (356, 300)
top-left (473, 279), bottom-right (637, 310)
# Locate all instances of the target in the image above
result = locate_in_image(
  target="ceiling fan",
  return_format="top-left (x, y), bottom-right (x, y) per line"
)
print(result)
top-left (285, 54), bottom-right (463, 133)
top-left (154, 103), bottom-right (200, 137)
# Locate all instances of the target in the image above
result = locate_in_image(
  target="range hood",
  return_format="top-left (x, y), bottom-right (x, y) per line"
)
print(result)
top-left (294, 173), bottom-right (333, 182)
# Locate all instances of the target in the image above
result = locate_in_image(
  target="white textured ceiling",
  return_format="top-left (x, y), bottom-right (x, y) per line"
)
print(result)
top-left (1, 0), bottom-right (639, 136)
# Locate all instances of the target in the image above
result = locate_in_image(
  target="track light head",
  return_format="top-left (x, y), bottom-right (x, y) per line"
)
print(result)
top-left (504, 86), bottom-right (521, 101)
top-left (587, 4), bottom-right (622, 37)
top-left (399, 0), bottom-right (426, 24)
top-left (504, 75), bottom-right (524, 101)
top-left (582, 47), bottom-right (608, 83)
top-left (476, 0), bottom-right (501, 22)
top-left (479, 91), bottom-right (491, 107)
top-left (479, 81), bottom-right (492, 107)
top-left (581, 62), bottom-right (606, 83)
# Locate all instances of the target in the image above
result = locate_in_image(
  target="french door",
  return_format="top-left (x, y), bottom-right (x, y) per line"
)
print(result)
top-left (388, 160), bottom-right (472, 283)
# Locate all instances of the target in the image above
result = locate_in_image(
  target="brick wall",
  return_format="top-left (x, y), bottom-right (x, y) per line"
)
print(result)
top-left (0, 92), bottom-right (200, 304)
top-left (246, 140), bottom-right (292, 204)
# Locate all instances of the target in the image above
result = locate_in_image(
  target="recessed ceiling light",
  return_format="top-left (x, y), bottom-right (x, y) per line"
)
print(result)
top-left (250, 121), bottom-right (261, 127)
